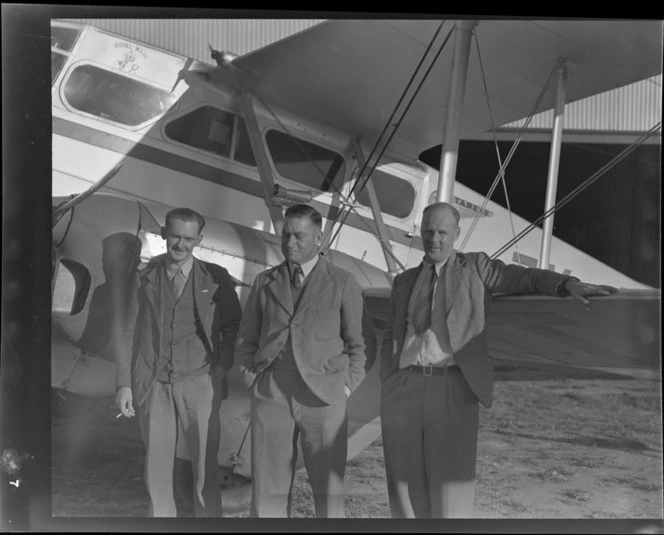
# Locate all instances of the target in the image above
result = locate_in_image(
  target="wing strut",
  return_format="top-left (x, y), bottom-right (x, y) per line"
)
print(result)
top-left (237, 93), bottom-right (285, 236)
top-left (351, 139), bottom-right (399, 276)
top-left (491, 121), bottom-right (662, 260)
top-left (436, 20), bottom-right (478, 203)
top-left (539, 60), bottom-right (568, 269)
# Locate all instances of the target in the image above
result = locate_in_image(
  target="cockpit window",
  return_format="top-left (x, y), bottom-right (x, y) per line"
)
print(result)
top-left (51, 24), bottom-right (81, 86)
top-left (164, 105), bottom-right (257, 167)
top-left (355, 168), bottom-right (415, 219)
top-left (266, 130), bottom-right (346, 192)
top-left (63, 64), bottom-right (178, 127)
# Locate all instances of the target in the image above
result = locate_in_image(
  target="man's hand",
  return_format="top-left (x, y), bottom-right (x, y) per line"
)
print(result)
top-left (115, 386), bottom-right (135, 418)
top-left (565, 280), bottom-right (618, 307)
top-left (212, 365), bottom-right (227, 389)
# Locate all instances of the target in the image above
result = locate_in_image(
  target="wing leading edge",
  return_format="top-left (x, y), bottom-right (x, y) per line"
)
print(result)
top-left (231, 19), bottom-right (662, 161)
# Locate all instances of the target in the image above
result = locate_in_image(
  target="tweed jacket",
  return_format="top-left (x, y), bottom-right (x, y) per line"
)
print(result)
top-left (380, 250), bottom-right (574, 408)
top-left (235, 255), bottom-right (372, 406)
top-left (115, 254), bottom-right (242, 407)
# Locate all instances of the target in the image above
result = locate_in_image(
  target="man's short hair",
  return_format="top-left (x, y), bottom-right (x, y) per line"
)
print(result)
top-left (165, 207), bottom-right (206, 233)
top-left (422, 202), bottom-right (460, 227)
top-left (284, 204), bottom-right (322, 229)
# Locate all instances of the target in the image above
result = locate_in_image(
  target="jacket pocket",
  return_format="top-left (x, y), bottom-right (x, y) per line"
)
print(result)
top-left (313, 309), bottom-right (340, 341)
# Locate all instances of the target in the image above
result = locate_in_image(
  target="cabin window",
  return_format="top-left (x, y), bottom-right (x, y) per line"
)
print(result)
top-left (52, 259), bottom-right (91, 316)
top-left (265, 130), bottom-right (346, 192)
top-left (51, 25), bottom-right (80, 85)
top-left (63, 64), bottom-right (177, 127)
top-left (164, 106), bottom-right (256, 167)
top-left (355, 169), bottom-right (415, 219)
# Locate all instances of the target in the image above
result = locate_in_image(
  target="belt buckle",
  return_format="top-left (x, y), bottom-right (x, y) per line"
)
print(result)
top-left (422, 365), bottom-right (433, 377)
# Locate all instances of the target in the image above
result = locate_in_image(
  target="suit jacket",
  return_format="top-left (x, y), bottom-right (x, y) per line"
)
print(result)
top-left (236, 255), bottom-right (372, 406)
top-left (116, 254), bottom-right (242, 407)
top-left (380, 250), bottom-right (574, 408)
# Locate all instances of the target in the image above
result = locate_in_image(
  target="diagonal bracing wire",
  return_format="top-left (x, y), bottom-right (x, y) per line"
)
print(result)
top-left (490, 122), bottom-right (662, 260)
top-left (459, 30), bottom-right (522, 263)
top-left (326, 22), bottom-right (455, 251)
top-left (459, 59), bottom-right (560, 253)
top-left (250, 90), bottom-right (407, 272)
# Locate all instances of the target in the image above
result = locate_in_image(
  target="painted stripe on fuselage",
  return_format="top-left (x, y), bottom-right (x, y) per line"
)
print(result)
top-left (53, 117), bottom-right (423, 250)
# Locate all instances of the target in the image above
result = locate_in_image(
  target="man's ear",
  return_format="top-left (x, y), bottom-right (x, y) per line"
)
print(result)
top-left (196, 234), bottom-right (203, 246)
top-left (160, 226), bottom-right (167, 240)
top-left (454, 226), bottom-right (461, 242)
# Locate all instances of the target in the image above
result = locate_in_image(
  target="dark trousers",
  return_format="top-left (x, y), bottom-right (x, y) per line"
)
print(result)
top-left (250, 367), bottom-right (348, 518)
top-left (138, 373), bottom-right (222, 517)
top-left (380, 367), bottom-right (479, 518)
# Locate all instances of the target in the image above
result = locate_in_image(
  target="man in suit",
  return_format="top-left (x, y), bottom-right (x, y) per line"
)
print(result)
top-left (235, 203), bottom-right (375, 518)
top-left (115, 207), bottom-right (242, 517)
top-left (380, 202), bottom-right (617, 518)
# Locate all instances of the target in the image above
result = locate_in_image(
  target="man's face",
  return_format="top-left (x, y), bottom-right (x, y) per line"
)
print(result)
top-left (281, 216), bottom-right (321, 265)
top-left (162, 218), bottom-right (202, 264)
top-left (421, 206), bottom-right (460, 264)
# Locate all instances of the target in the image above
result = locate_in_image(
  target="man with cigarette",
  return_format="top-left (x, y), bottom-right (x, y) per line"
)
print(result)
top-left (115, 207), bottom-right (242, 517)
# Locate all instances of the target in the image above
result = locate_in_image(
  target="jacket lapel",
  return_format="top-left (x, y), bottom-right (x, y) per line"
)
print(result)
top-left (394, 264), bottom-right (422, 358)
top-left (294, 256), bottom-right (331, 315)
top-left (192, 258), bottom-right (216, 353)
top-left (140, 259), bottom-right (162, 328)
top-left (444, 250), bottom-right (465, 315)
top-left (267, 262), bottom-right (294, 317)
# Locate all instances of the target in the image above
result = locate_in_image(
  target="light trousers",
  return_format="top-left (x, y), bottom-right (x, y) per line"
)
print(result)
top-left (250, 367), bottom-right (348, 518)
top-left (138, 372), bottom-right (222, 517)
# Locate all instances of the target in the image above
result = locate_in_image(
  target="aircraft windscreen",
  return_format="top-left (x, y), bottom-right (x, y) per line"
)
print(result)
top-left (63, 64), bottom-right (178, 127)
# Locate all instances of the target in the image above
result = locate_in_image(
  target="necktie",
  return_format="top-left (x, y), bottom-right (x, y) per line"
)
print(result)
top-left (291, 264), bottom-right (303, 290)
top-left (171, 267), bottom-right (186, 298)
top-left (411, 264), bottom-right (437, 335)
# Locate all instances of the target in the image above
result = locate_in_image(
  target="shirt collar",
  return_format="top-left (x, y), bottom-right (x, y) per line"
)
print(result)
top-left (290, 253), bottom-right (320, 280)
top-left (422, 256), bottom-right (448, 277)
top-left (165, 255), bottom-right (194, 279)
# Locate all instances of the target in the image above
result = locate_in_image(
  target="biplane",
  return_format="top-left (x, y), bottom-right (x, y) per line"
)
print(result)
top-left (50, 18), bottom-right (662, 511)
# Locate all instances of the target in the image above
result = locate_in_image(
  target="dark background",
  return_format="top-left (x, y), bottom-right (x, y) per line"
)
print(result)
top-left (421, 140), bottom-right (661, 288)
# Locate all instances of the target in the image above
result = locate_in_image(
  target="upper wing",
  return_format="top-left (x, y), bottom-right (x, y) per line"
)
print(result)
top-left (363, 287), bottom-right (661, 378)
top-left (232, 19), bottom-right (663, 160)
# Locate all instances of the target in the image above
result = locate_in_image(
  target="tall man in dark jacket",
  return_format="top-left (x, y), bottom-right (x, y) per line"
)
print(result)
top-left (380, 202), bottom-right (616, 518)
top-left (115, 207), bottom-right (242, 517)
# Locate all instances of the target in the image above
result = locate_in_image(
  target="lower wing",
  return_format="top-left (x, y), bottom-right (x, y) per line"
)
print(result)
top-left (363, 288), bottom-right (661, 379)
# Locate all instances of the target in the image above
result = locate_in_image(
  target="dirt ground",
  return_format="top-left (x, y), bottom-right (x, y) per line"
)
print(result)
top-left (51, 364), bottom-right (663, 526)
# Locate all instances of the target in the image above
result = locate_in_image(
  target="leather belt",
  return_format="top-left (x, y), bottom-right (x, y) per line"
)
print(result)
top-left (405, 364), bottom-right (461, 376)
